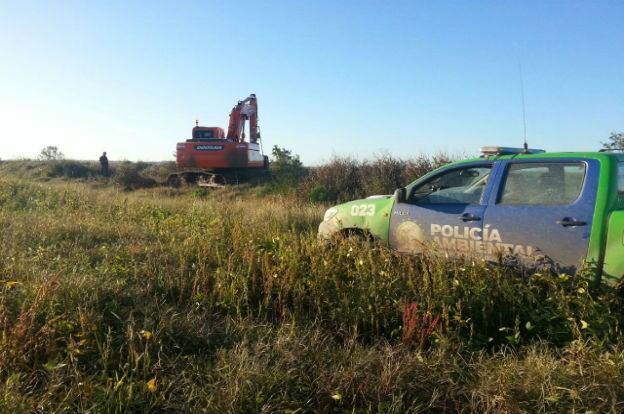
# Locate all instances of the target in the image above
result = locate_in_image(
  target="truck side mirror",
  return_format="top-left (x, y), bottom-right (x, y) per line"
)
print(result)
top-left (394, 187), bottom-right (406, 203)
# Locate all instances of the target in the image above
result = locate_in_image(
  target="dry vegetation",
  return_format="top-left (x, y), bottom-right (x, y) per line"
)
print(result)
top-left (1, 158), bottom-right (624, 412)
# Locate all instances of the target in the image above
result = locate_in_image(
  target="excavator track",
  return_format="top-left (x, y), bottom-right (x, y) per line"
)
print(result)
top-left (166, 168), bottom-right (265, 188)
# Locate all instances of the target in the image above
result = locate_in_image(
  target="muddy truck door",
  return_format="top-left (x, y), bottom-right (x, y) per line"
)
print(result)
top-left (482, 159), bottom-right (599, 273)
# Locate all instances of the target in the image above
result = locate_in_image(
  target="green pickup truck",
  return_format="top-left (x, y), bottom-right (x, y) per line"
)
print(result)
top-left (318, 147), bottom-right (624, 283)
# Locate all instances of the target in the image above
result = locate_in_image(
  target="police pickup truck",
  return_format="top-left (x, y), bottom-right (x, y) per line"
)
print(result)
top-left (318, 147), bottom-right (624, 283)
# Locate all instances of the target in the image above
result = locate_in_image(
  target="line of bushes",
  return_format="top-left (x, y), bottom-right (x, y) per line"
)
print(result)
top-left (1, 148), bottom-right (452, 203)
top-left (264, 146), bottom-right (454, 203)
top-left (0, 159), bottom-right (177, 190)
top-left (298, 152), bottom-right (453, 203)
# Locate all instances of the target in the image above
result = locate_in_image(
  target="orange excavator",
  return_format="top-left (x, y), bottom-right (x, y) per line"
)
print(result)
top-left (168, 94), bottom-right (269, 186)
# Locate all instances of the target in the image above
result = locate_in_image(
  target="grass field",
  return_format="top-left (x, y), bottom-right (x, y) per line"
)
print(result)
top-left (1, 162), bottom-right (624, 412)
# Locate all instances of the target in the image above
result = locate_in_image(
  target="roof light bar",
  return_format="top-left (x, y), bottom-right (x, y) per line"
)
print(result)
top-left (480, 146), bottom-right (546, 156)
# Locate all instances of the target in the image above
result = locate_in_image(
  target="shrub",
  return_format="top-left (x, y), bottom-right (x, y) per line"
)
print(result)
top-left (300, 153), bottom-right (453, 203)
top-left (304, 156), bottom-right (361, 202)
top-left (271, 146), bottom-right (306, 176)
top-left (190, 187), bottom-right (209, 198)
top-left (141, 161), bottom-right (177, 182)
top-left (267, 146), bottom-right (308, 193)
top-left (113, 162), bottom-right (157, 190)
top-left (37, 145), bottom-right (64, 161)
top-left (309, 184), bottom-right (329, 202)
top-left (359, 153), bottom-right (405, 196)
top-left (45, 160), bottom-right (97, 179)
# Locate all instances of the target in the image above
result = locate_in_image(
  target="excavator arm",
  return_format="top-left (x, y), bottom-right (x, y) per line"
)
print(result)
top-left (226, 94), bottom-right (260, 143)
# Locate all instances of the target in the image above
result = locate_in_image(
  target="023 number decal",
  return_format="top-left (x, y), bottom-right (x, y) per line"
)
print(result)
top-left (350, 204), bottom-right (375, 216)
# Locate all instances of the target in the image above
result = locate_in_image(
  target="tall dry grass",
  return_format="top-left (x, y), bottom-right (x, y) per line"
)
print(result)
top-left (0, 177), bottom-right (623, 411)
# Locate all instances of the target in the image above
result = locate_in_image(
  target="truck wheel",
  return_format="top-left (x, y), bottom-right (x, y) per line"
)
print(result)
top-left (341, 228), bottom-right (373, 240)
top-left (336, 229), bottom-right (377, 247)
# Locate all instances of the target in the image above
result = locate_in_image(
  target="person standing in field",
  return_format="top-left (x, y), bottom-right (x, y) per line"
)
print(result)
top-left (99, 152), bottom-right (109, 177)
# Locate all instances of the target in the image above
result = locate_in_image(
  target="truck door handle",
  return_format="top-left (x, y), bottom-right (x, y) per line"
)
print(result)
top-left (556, 217), bottom-right (587, 227)
top-left (459, 213), bottom-right (481, 222)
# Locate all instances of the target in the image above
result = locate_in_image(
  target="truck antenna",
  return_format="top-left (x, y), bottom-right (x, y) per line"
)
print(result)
top-left (519, 63), bottom-right (528, 152)
top-left (195, 119), bottom-right (199, 127)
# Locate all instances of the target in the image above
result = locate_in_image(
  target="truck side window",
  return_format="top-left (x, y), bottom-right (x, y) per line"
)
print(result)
top-left (499, 162), bottom-right (586, 205)
top-left (618, 163), bottom-right (624, 193)
top-left (409, 166), bottom-right (491, 205)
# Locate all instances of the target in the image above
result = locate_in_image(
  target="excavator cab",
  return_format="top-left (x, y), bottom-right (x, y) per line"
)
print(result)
top-left (189, 127), bottom-right (225, 141)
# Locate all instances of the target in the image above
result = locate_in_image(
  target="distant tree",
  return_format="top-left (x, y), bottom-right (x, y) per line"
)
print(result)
top-left (38, 146), bottom-right (65, 161)
top-left (602, 132), bottom-right (624, 150)
top-left (270, 146), bottom-right (305, 187)
top-left (271, 145), bottom-right (302, 168)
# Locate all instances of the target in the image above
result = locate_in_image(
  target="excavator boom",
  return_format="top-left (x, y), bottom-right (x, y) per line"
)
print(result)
top-left (226, 94), bottom-right (259, 143)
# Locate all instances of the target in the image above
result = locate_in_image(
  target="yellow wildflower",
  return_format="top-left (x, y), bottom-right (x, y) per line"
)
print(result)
top-left (146, 378), bottom-right (157, 392)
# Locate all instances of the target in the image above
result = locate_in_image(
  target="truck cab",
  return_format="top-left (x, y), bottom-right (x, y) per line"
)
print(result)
top-left (318, 147), bottom-right (624, 283)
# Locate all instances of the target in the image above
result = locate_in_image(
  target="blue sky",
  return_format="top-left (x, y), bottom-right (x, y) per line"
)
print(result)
top-left (1, 1), bottom-right (622, 164)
